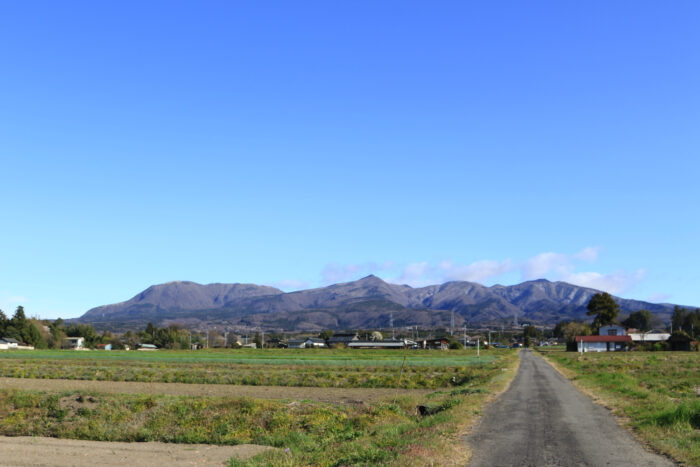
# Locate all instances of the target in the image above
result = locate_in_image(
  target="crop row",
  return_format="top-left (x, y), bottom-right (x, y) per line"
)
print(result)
top-left (0, 358), bottom-right (493, 388)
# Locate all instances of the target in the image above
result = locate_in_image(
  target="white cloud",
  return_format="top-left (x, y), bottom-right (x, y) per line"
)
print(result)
top-left (389, 259), bottom-right (513, 287)
top-left (518, 247), bottom-right (645, 294)
top-left (317, 246), bottom-right (646, 294)
top-left (648, 293), bottom-right (672, 303)
top-left (561, 269), bottom-right (646, 294)
top-left (521, 252), bottom-right (572, 280)
top-left (439, 259), bottom-right (513, 283)
top-left (574, 246), bottom-right (600, 262)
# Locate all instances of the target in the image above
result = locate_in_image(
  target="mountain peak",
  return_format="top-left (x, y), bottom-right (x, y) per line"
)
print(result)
top-left (357, 274), bottom-right (385, 283)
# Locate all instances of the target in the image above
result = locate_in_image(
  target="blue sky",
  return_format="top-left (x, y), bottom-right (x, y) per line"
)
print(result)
top-left (1, 1), bottom-right (698, 319)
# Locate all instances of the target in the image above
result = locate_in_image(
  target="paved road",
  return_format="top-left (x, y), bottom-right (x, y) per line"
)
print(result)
top-left (465, 350), bottom-right (675, 467)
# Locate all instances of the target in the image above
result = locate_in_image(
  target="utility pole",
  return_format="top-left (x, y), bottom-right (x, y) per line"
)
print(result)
top-left (450, 311), bottom-right (455, 336)
top-left (224, 331), bottom-right (229, 348)
top-left (206, 329), bottom-right (209, 349)
top-left (477, 338), bottom-right (480, 358)
top-left (261, 329), bottom-right (265, 349)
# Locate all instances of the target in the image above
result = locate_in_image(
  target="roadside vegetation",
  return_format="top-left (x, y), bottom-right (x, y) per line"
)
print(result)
top-left (538, 349), bottom-right (699, 466)
top-left (0, 349), bottom-right (519, 466)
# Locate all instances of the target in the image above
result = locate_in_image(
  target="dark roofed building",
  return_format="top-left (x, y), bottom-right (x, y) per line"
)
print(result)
top-left (327, 333), bottom-right (359, 348)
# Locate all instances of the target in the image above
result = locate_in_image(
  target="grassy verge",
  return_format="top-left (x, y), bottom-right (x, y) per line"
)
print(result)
top-left (537, 349), bottom-right (699, 466)
top-left (0, 351), bottom-right (519, 466)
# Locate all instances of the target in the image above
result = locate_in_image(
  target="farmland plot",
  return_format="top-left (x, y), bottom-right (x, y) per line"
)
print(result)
top-left (0, 348), bottom-right (519, 466)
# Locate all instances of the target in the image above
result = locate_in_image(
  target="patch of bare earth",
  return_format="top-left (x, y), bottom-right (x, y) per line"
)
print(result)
top-left (0, 377), bottom-right (430, 404)
top-left (0, 436), bottom-right (273, 466)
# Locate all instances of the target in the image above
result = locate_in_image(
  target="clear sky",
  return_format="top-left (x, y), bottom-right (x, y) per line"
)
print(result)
top-left (1, 1), bottom-right (698, 319)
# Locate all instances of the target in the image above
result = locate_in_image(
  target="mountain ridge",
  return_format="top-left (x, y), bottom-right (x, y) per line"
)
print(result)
top-left (75, 276), bottom-right (688, 332)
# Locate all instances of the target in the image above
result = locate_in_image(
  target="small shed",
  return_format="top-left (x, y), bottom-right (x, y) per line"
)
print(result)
top-left (668, 333), bottom-right (692, 351)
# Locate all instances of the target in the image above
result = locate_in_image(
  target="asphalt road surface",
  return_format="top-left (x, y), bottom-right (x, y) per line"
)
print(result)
top-left (465, 350), bottom-right (675, 467)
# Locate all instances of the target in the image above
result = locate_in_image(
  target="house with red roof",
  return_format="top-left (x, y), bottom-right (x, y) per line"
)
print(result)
top-left (575, 335), bottom-right (632, 352)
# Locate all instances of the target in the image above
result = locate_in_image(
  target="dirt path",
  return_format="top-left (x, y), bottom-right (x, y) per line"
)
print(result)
top-left (0, 436), bottom-right (273, 466)
top-left (0, 377), bottom-right (430, 404)
top-left (465, 350), bottom-right (675, 467)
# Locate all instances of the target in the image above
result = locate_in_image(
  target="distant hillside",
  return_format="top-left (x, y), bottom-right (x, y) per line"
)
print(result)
top-left (75, 276), bottom-right (685, 332)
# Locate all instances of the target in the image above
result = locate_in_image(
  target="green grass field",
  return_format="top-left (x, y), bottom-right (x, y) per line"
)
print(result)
top-left (0, 348), bottom-right (502, 389)
top-left (0, 348), bottom-right (520, 466)
top-left (538, 349), bottom-right (699, 466)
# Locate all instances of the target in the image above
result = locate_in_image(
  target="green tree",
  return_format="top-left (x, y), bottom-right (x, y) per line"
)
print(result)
top-left (319, 330), bottom-right (334, 341)
top-left (25, 322), bottom-right (47, 348)
top-left (622, 310), bottom-right (653, 332)
top-left (253, 333), bottom-right (262, 348)
top-left (586, 293), bottom-right (620, 330)
top-left (0, 309), bottom-right (7, 335)
top-left (671, 306), bottom-right (687, 331)
top-left (11, 306), bottom-right (27, 330)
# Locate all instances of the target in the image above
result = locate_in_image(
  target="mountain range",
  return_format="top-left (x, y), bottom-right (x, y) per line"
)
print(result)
top-left (75, 276), bottom-right (685, 332)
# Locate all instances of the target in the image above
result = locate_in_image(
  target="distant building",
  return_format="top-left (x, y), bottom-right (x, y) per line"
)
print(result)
top-left (304, 338), bottom-right (327, 348)
top-left (62, 337), bottom-right (85, 350)
top-left (575, 335), bottom-right (631, 352)
top-left (421, 338), bottom-right (449, 350)
top-left (287, 338), bottom-right (326, 348)
top-left (628, 331), bottom-right (670, 343)
top-left (95, 343), bottom-right (112, 350)
top-left (1, 338), bottom-right (20, 349)
top-left (327, 333), bottom-right (359, 348)
top-left (598, 325), bottom-right (626, 336)
top-left (668, 333), bottom-right (692, 351)
top-left (347, 339), bottom-right (416, 349)
top-left (138, 344), bottom-right (158, 351)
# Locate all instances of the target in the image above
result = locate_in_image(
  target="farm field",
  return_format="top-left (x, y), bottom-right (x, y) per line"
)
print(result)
top-left (0, 348), bottom-right (499, 389)
top-left (538, 349), bottom-right (699, 466)
top-left (0, 348), bottom-right (520, 466)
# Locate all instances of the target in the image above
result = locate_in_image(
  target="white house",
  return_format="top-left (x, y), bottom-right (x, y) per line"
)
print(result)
top-left (1, 338), bottom-right (20, 349)
top-left (62, 337), bottom-right (85, 350)
top-left (576, 335), bottom-right (631, 352)
top-left (598, 325), bottom-right (626, 336)
top-left (304, 338), bottom-right (327, 348)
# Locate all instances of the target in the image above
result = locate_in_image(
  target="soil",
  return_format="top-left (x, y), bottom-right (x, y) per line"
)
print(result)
top-left (0, 377), bottom-right (430, 404)
top-left (0, 435), bottom-right (273, 466)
